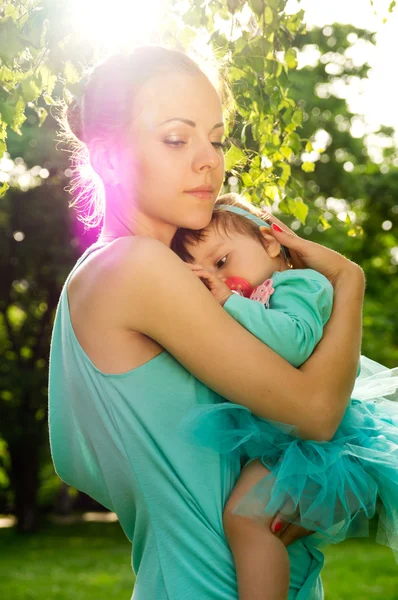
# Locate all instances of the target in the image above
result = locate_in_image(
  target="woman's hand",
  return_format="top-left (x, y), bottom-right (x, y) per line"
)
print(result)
top-left (276, 521), bottom-right (315, 548)
top-left (260, 211), bottom-right (364, 287)
top-left (186, 263), bottom-right (232, 306)
top-left (271, 506), bottom-right (315, 548)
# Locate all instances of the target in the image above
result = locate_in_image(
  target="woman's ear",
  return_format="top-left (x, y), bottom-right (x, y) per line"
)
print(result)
top-left (259, 226), bottom-right (281, 257)
top-left (89, 137), bottom-right (119, 185)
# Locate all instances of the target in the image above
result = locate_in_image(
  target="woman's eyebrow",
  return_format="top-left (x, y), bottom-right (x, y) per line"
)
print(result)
top-left (159, 118), bottom-right (224, 130)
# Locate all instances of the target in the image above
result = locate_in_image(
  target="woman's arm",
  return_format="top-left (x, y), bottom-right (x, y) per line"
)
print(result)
top-left (112, 233), bottom-right (364, 442)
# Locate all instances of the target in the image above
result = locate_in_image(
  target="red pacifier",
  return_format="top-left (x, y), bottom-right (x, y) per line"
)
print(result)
top-left (224, 276), bottom-right (254, 298)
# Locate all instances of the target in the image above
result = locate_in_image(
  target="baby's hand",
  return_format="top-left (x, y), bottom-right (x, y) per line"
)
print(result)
top-left (186, 264), bottom-right (232, 306)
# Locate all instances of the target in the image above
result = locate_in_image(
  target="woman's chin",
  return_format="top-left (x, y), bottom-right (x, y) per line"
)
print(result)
top-left (179, 207), bottom-right (213, 231)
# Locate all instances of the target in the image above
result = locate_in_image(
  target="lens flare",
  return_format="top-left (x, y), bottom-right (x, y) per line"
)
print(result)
top-left (70, 0), bottom-right (167, 52)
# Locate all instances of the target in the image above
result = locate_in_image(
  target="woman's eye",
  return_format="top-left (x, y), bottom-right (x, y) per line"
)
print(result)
top-left (165, 139), bottom-right (230, 150)
top-left (164, 140), bottom-right (186, 148)
top-left (216, 255), bottom-right (227, 269)
top-left (211, 142), bottom-right (226, 150)
top-left (212, 138), bottom-right (231, 151)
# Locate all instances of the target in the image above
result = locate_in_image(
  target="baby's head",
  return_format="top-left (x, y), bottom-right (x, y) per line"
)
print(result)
top-left (171, 193), bottom-right (290, 287)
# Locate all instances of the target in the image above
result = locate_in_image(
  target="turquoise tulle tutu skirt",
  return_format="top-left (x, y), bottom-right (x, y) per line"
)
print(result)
top-left (178, 356), bottom-right (398, 558)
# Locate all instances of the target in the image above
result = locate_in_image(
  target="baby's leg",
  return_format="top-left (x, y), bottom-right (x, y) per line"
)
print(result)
top-left (223, 458), bottom-right (290, 600)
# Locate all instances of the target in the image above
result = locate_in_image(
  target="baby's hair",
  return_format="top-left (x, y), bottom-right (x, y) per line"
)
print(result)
top-left (171, 193), bottom-right (269, 262)
top-left (57, 45), bottom-right (235, 228)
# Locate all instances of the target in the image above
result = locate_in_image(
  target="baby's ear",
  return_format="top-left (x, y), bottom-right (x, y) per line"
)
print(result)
top-left (259, 226), bottom-right (281, 258)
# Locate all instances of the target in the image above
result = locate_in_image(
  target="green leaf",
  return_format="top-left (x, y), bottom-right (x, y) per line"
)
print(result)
top-left (20, 7), bottom-right (48, 49)
top-left (0, 17), bottom-right (26, 66)
top-left (292, 108), bottom-right (303, 126)
top-left (0, 64), bottom-right (18, 85)
top-left (280, 146), bottom-right (293, 160)
top-left (389, 0), bottom-right (396, 12)
top-left (38, 66), bottom-right (57, 96)
top-left (224, 144), bottom-right (247, 171)
top-left (288, 132), bottom-right (301, 153)
top-left (318, 216), bottom-right (331, 231)
top-left (347, 226), bottom-right (364, 238)
top-left (0, 182), bottom-right (9, 198)
top-left (301, 161), bottom-right (315, 172)
top-left (241, 172), bottom-right (254, 186)
top-left (227, 0), bottom-right (241, 13)
top-left (272, 133), bottom-right (280, 146)
top-left (0, 97), bottom-right (26, 134)
top-left (184, 8), bottom-right (204, 27)
top-left (36, 106), bottom-right (48, 127)
top-left (265, 6), bottom-right (273, 24)
top-left (277, 162), bottom-right (291, 187)
top-left (42, 93), bottom-right (57, 106)
top-left (279, 198), bottom-right (291, 215)
top-left (264, 184), bottom-right (278, 200)
top-left (282, 105), bottom-right (293, 124)
top-left (285, 48), bottom-right (298, 70)
top-left (178, 27), bottom-right (197, 47)
top-left (211, 32), bottom-right (229, 51)
top-left (250, 0), bottom-right (263, 17)
top-left (21, 75), bottom-right (41, 103)
top-left (5, 5), bottom-right (19, 19)
top-left (64, 61), bottom-right (81, 85)
top-left (285, 123), bottom-right (298, 134)
top-left (291, 199), bottom-right (309, 224)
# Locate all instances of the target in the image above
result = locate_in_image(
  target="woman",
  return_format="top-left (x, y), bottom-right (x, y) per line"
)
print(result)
top-left (49, 46), bottom-right (365, 599)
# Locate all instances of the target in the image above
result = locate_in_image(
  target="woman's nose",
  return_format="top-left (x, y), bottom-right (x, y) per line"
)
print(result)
top-left (193, 142), bottom-right (222, 172)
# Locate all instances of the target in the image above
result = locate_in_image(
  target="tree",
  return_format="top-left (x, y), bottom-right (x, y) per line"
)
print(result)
top-left (0, 112), bottom-right (77, 529)
top-left (285, 23), bottom-right (398, 366)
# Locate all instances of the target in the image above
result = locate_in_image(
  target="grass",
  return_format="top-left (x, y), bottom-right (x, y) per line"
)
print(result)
top-left (322, 538), bottom-right (398, 599)
top-left (0, 519), bottom-right (397, 599)
top-left (0, 520), bottom-right (134, 600)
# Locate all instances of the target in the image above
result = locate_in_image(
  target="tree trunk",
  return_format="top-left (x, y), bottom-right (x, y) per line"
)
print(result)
top-left (8, 439), bottom-right (40, 532)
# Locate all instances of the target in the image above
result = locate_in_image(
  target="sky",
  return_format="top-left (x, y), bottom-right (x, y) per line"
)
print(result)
top-left (288, 0), bottom-right (398, 135)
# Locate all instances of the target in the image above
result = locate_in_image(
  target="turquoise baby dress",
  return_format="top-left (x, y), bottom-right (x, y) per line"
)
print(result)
top-left (48, 244), bottom-right (325, 599)
top-left (179, 269), bottom-right (398, 559)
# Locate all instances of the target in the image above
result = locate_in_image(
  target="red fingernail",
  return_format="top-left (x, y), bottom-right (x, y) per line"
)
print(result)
top-left (271, 224), bottom-right (283, 233)
top-left (274, 522), bottom-right (282, 533)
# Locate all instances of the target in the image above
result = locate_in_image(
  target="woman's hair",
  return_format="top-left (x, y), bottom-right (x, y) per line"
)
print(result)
top-left (59, 45), bottom-right (235, 228)
top-left (171, 193), bottom-right (269, 262)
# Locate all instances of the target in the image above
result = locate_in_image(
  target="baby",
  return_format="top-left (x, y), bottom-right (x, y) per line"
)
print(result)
top-left (171, 193), bottom-right (398, 599)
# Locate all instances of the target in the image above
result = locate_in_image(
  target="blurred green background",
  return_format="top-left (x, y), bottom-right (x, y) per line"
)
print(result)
top-left (0, 0), bottom-right (397, 598)
top-left (0, 519), bottom-right (397, 600)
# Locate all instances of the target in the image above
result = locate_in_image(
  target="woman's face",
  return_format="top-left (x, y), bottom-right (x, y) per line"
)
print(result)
top-left (122, 71), bottom-right (226, 239)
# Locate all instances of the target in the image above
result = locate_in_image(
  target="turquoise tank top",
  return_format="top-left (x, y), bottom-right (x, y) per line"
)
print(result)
top-left (48, 243), bottom-right (325, 599)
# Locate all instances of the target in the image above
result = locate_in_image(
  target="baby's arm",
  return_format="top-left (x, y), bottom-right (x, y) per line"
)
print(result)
top-left (223, 269), bottom-right (333, 368)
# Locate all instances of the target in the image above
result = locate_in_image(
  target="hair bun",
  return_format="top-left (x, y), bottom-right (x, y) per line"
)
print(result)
top-left (66, 97), bottom-right (85, 143)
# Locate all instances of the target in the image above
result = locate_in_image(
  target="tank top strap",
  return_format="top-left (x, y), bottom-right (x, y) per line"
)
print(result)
top-left (65, 241), bottom-right (109, 284)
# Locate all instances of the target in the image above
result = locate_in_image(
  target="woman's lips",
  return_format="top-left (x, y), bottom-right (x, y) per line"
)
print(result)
top-left (185, 191), bottom-right (213, 200)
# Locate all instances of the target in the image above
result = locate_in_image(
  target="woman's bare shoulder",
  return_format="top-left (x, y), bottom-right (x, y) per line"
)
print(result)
top-left (68, 236), bottom-right (176, 309)
top-left (98, 236), bottom-right (188, 318)
top-left (99, 235), bottom-right (182, 289)
top-left (107, 235), bottom-right (180, 271)
top-left (67, 236), bottom-right (171, 373)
